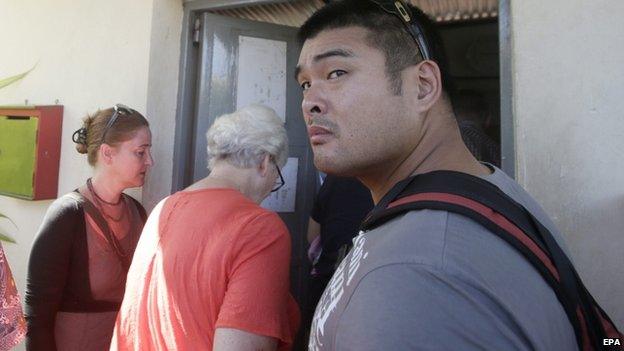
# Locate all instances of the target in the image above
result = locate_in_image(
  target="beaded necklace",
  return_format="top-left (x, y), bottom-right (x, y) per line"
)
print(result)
top-left (86, 178), bottom-right (129, 260)
top-left (87, 178), bottom-right (122, 205)
top-left (87, 178), bottom-right (125, 222)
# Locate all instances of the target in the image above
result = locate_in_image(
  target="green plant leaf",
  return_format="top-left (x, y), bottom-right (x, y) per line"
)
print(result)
top-left (0, 212), bottom-right (16, 227)
top-left (0, 213), bottom-right (17, 243)
top-left (0, 65), bottom-right (36, 90)
top-left (0, 231), bottom-right (16, 244)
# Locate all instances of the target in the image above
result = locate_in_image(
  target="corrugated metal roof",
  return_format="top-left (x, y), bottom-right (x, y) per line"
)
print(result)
top-left (412, 0), bottom-right (498, 22)
top-left (209, 0), bottom-right (498, 27)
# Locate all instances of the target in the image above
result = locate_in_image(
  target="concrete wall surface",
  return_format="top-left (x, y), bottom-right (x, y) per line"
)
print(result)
top-left (0, 0), bottom-right (182, 348)
top-left (511, 0), bottom-right (624, 328)
top-left (142, 0), bottom-right (183, 210)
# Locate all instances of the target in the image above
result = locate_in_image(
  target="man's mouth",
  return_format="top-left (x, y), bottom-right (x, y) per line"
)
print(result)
top-left (308, 125), bottom-right (333, 145)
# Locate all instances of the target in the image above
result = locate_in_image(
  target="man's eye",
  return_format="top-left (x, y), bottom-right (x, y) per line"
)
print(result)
top-left (300, 81), bottom-right (311, 91)
top-left (328, 70), bottom-right (346, 79)
top-left (136, 151), bottom-right (145, 157)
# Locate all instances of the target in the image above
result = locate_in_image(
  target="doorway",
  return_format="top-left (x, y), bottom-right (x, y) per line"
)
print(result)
top-left (173, 1), bottom-right (508, 350)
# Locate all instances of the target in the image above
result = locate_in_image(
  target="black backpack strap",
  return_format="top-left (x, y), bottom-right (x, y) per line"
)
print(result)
top-left (365, 171), bottom-right (549, 254)
top-left (361, 171), bottom-right (622, 350)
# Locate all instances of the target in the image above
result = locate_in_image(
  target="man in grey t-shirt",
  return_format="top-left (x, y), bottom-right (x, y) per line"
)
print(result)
top-left (307, 166), bottom-right (577, 350)
top-left (295, 0), bottom-right (579, 349)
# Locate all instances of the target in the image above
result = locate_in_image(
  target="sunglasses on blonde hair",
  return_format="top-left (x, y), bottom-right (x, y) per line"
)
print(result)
top-left (100, 103), bottom-right (135, 144)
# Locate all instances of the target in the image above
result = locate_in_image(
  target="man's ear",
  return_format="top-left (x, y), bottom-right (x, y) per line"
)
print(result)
top-left (405, 60), bottom-right (442, 112)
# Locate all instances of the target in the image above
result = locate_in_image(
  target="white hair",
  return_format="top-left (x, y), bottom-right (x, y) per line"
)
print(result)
top-left (206, 104), bottom-right (288, 170)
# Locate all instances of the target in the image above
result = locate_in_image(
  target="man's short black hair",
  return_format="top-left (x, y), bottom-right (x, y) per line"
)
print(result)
top-left (297, 0), bottom-right (453, 95)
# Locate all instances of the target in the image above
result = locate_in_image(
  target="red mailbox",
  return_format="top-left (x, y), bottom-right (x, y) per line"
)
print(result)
top-left (0, 105), bottom-right (63, 200)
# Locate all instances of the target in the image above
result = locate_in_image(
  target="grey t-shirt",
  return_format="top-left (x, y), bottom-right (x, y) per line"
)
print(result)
top-left (308, 166), bottom-right (578, 351)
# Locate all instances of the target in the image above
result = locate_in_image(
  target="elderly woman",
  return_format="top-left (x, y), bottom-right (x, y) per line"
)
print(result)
top-left (112, 105), bottom-right (299, 351)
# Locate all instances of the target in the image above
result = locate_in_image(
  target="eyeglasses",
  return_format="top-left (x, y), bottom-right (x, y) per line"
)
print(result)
top-left (271, 163), bottom-right (285, 193)
top-left (100, 103), bottom-right (134, 144)
top-left (368, 0), bottom-right (431, 61)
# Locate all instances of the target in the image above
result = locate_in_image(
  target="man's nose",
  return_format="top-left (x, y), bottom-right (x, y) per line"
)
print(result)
top-left (302, 86), bottom-right (327, 124)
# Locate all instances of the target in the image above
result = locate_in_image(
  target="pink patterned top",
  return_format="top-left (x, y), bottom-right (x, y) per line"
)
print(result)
top-left (0, 243), bottom-right (26, 350)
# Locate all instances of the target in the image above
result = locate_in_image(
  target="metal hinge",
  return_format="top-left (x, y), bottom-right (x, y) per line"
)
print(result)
top-left (192, 17), bottom-right (201, 45)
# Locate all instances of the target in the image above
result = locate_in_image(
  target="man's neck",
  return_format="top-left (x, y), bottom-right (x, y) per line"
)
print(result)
top-left (359, 105), bottom-right (491, 204)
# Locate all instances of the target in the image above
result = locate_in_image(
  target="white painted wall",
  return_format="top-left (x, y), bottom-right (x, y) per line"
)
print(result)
top-left (511, 0), bottom-right (624, 328)
top-left (142, 0), bottom-right (183, 210)
top-left (0, 0), bottom-right (182, 348)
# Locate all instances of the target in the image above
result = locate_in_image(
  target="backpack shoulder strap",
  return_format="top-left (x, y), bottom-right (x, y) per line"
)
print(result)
top-left (361, 171), bottom-right (622, 350)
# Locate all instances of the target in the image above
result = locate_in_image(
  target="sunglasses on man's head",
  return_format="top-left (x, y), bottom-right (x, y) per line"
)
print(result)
top-left (101, 103), bottom-right (134, 144)
top-left (368, 0), bottom-right (432, 61)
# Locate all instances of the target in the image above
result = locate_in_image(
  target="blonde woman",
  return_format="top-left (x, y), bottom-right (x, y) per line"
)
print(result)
top-left (26, 104), bottom-right (154, 351)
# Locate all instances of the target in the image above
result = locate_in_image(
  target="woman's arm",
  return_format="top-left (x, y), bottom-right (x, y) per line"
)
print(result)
top-left (213, 328), bottom-right (277, 351)
top-left (24, 196), bottom-right (80, 351)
